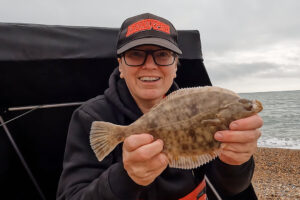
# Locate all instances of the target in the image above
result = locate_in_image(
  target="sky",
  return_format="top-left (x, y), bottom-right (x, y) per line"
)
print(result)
top-left (1, 0), bottom-right (299, 93)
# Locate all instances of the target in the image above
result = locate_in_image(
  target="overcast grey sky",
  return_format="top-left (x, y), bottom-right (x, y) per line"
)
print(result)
top-left (1, 0), bottom-right (299, 93)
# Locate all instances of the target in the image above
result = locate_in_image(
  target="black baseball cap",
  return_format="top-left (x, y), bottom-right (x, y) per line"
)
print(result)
top-left (116, 13), bottom-right (182, 55)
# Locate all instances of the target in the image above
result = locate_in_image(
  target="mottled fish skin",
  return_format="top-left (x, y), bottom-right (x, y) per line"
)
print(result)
top-left (90, 86), bottom-right (263, 169)
top-left (132, 86), bottom-right (240, 129)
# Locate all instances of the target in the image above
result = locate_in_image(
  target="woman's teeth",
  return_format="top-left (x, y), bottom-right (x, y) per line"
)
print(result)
top-left (139, 77), bottom-right (160, 82)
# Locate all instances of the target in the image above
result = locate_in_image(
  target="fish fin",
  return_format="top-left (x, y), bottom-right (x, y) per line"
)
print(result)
top-left (168, 150), bottom-right (220, 169)
top-left (166, 86), bottom-right (239, 100)
top-left (149, 86), bottom-right (239, 113)
top-left (150, 87), bottom-right (201, 111)
top-left (90, 121), bottom-right (125, 162)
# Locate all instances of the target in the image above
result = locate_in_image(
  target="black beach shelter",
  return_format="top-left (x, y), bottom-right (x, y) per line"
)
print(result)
top-left (0, 22), bottom-right (212, 199)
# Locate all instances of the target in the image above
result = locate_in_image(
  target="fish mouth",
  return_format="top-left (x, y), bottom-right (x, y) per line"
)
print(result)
top-left (252, 100), bottom-right (263, 113)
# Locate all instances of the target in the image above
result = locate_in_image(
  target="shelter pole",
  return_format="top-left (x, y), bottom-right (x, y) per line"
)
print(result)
top-left (0, 115), bottom-right (47, 200)
top-left (0, 102), bottom-right (83, 128)
top-left (205, 175), bottom-right (222, 200)
top-left (8, 102), bottom-right (84, 111)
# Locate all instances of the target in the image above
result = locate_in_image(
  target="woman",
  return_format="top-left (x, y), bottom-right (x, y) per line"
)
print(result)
top-left (57, 13), bottom-right (263, 200)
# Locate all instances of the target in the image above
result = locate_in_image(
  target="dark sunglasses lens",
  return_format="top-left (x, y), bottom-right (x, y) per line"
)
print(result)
top-left (124, 49), bottom-right (175, 66)
top-left (153, 50), bottom-right (175, 66)
top-left (124, 50), bottom-right (146, 66)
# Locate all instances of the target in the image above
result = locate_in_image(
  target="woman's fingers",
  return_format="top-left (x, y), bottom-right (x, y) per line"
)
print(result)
top-left (215, 129), bottom-right (261, 143)
top-left (131, 153), bottom-right (169, 179)
top-left (218, 150), bottom-right (252, 165)
top-left (230, 114), bottom-right (263, 131)
top-left (123, 133), bottom-right (154, 152)
top-left (123, 134), bottom-right (168, 186)
top-left (220, 142), bottom-right (257, 154)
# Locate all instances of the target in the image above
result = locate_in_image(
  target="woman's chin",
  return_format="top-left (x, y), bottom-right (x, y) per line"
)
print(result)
top-left (139, 90), bottom-right (165, 101)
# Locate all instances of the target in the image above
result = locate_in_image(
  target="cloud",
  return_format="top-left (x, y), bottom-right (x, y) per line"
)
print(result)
top-left (1, 0), bottom-right (300, 92)
top-left (193, 0), bottom-right (300, 55)
top-left (207, 62), bottom-right (300, 82)
top-left (204, 38), bottom-right (300, 92)
top-left (205, 38), bottom-right (300, 81)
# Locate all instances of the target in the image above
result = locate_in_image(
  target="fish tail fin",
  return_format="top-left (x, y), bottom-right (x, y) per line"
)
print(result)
top-left (90, 121), bottom-right (125, 162)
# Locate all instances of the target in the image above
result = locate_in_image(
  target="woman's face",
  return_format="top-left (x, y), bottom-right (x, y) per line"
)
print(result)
top-left (118, 45), bottom-right (177, 105)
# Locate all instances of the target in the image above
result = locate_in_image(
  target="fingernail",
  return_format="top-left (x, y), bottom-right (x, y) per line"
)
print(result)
top-left (215, 132), bottom-right (223, 140)
top-left (147, 134), bottom-right (154, 141)
top-left (157, 139), bottom-right (164, 145)
top-left (230, 122), bottom-right (239, 129)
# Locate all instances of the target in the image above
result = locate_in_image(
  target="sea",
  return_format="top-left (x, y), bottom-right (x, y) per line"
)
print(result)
top-left (239, 90), bottom-right (300, 149)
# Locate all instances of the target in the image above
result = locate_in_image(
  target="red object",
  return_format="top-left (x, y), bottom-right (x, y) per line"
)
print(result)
top-left (126, 19), bottom-right (170, 37)
top-left (179, 178), bottom-right (207, 200)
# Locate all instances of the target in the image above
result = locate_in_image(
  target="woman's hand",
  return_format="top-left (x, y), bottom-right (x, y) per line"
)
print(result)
top-left (123, 133), bottom-right (169, 186)
top-left (214, 114), bottom-right (263, 165)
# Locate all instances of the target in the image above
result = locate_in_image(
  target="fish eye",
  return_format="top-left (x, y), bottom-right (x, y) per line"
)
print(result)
top-left (238, 99), bottom-right (253, 111)
top-left (245, 104), bottom-right (253, 111)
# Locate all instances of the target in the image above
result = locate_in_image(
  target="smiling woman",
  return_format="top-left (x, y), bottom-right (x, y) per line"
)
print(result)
top-left (55, 12), bottom-right (262, 200)
top-left (118, 45), bottom-right (178, 113)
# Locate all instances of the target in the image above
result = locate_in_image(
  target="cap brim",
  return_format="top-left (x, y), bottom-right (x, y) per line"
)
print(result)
top-left (117, 38), bottom-right (182, 55)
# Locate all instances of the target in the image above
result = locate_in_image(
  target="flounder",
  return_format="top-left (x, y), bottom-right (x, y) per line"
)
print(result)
top-left (90, 86), bottom-right (263, 169)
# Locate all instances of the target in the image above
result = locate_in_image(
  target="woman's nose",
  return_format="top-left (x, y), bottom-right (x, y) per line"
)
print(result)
top-left (142, 54), bottom-right (157, 69)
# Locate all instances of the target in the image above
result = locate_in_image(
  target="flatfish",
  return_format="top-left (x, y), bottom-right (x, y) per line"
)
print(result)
top-left (90, 86), bottom-right (263, 169)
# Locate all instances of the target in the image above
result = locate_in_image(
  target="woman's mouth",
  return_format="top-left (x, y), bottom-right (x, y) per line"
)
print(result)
top-left (139, 77), bottom-right (161, 82)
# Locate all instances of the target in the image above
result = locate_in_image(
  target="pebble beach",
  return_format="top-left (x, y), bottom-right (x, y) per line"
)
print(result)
top-left (252, 147), bottom-right (300, 199)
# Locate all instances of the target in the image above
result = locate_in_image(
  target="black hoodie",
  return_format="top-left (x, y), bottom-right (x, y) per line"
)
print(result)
top-left (56, 68), bottom-right (256, 200)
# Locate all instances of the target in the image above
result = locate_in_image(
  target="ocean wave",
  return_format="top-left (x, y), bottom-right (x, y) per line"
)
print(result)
top-left (258, 137), bottom-right (300, 149)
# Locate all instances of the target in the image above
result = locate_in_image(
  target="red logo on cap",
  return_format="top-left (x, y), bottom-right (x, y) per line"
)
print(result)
top-left (126, 19), bottom-right (170, 37)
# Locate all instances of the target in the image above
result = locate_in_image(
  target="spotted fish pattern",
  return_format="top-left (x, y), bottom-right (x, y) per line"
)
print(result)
top-left (90, 86), bottom-right (263, 169)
